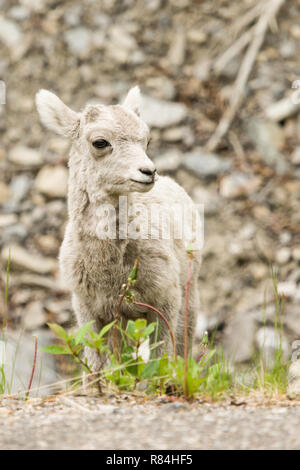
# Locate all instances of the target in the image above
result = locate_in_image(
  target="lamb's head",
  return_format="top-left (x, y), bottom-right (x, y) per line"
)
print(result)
top-left (35, 87), bottom-right (157, 200)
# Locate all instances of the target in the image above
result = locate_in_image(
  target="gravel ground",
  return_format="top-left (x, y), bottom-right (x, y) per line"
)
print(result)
top-left (0, 396), bottom-right (299, 450)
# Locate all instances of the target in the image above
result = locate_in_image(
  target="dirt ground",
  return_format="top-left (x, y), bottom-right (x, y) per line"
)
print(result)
top-left (0, 395), bottom-right (299, 450)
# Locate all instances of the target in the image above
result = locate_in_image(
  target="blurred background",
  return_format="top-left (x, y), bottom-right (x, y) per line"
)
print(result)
top-left (0, 0), bottom-right (299, 390)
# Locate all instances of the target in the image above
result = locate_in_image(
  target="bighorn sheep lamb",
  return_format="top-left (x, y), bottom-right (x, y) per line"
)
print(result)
top-left (36, 86), bottom-right (202, 374)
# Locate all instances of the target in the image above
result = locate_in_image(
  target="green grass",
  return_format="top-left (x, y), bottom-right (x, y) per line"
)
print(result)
top-left (0, 255), bottom-right (292, 401)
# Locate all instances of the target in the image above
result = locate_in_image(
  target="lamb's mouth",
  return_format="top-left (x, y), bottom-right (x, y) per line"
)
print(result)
top-left (130, 179), bottom-right (154, 185)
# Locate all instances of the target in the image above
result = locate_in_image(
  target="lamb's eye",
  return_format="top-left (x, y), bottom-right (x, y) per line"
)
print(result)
top-left (92, 139), bottom-right (111, 149)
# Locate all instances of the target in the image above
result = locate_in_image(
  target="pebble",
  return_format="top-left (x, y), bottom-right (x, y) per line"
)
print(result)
top-left (2, 224), bottom-right (28, 243)
top-left (141, 95), bottom-right (187, 128)
top-left (291, 147), bottom-right (300, 166)
top-left (292, 247), bottom-right (300, 261)
top-left (287, 360), bottom-right (300, 399)
top-left (0, 214), bottom-right (18, 228)
top-left (219, 172), bottom-right (260, 198)
top-left (145, 77), bottom-right (176, 101)
top-left (9, 174), bottom-right (32, 202)
top-left (0, 15), bottom-right (23, 48)
top-left (192, 186), bottom-right (221, 215)
top-left (162, 126), bottom-right (194, 146)
top-left (265, 98), bottom-right (299, 122)
top-left (22, 301), bottom-right (47, 330)
top-left (1, 245), bottom-right (58, 274)
top-left (277, 281), bottom-right (298, 299)
top-left (255, 327), bottom-right (289, 365)
top-left (64, 27), bottom-right (92, 58)
top-left (0, 182), bottom-right (11, 204)
top-left (8, 145), bottom-right (43, 168)
top-left (167, 27), bottom-right (186, 67)
top-left (153, 150), bottom-right (182, 172)
top-left (183, 149), bottom-right (232, 178)
top-left (247, 118), bottom-right (289, 175)
top-left (35, 165), bottom-right (68, 198)
top-left (275, 247), bottom-right (291, 265)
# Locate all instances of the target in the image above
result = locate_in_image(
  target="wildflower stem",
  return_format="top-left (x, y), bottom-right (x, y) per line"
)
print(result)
top-left (184, 255), bottom-right (193, 400)
top-left (132, 301), bottom-right (177, 360)
top-left (25, 335), bottom-right (38, 400)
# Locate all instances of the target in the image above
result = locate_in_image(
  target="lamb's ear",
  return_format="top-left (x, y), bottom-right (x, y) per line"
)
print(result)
top-left (123, 86), bottom-right (141, 116)
top-left (35, 89), bottom-right (80, 139)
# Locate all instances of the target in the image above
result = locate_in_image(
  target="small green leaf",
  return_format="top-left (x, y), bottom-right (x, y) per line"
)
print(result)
top-left (75, 321), bottom-right (94, 345)
top-left (98, 320), bottom-right (116, 338)
top-left (141, 359), bottom-right (159, 378)
top-left (47, 323), bottom-right (69, 342)
top-left (40, 345), bottom-right (70, 355)
top-left (126, 320), bottom-right (135, 339)
top-left (128, 258), bottom-right (139, 284)
top-left (134, 318), bottom-right (147, 332)
top-left (143, 322), bottom-right (156, 338)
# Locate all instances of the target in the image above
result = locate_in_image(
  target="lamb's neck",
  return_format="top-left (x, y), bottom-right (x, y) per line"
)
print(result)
top-left (69, 188), bottom-right (133, 249)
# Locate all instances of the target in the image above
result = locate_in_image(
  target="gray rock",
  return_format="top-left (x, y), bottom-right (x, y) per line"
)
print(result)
top-left (239, 223), bottom-right (257, 240)
top-left (22, 301), bottom-right (47, 330)
top-left (277, 281), bottom-right (300, 301)
top-left (192, 186), bottom-right (221, 215)
top-left (64, 27), bottom-right (92, 58)
top-left (0, 182), bottom-right (11, 204)
top-left (2, 224), bottom-right (28, 243)
top-left (265, 98), bottom-right (299, 122)
top-left (183, 149), bottom-right (232, 178)
top-left (20, 0), bottom-right (48, 12)
top-left (0, 15), bottom-right (23, 48)
top-left (141, 95), bottom-right (187, 128)
top-left (291, 147), bottom-right (300, 166)
top-left (8, 145), bottom-right (43, 168)
top-left (219, 172), bottom-right (260, 199)
top-left (169, 0), bottom-right (190, 7)
top-left (247, 118), bottom-right (290, 175)
top-left (162, 126), bottom-right (194, 146)
top-left (275, 247), bottom-right (291, 265)
top-left (163, 402), bottom-right (190, 412)
top-left (285, 304), bottom-right (300, 336)
top-left (64, 4), bottom-right (83, 26)
top-left (280, 40), bottom-right (296, 59)
top-left (0, 214), bottom-right (18, 228)
top-left (167, 27), bottom-right (186, 67)
top-left (8, 6), bottom-right (30, 21)
top-left (255, 327), bottom-right (289, 366)
top-left (1, 245), bottom-right (58, 274)
top-left (106, 26), bottom-right (138, 64)
top-left (9, 174), bottom-right (32, 202)
top-left (153, 150), bottom-right (183, 172)
top-left (222, 310), bottom-right (257, 363)
top-left (145, 77), bottom-right (176, 101)
top-left (291, 246), bottom-right (300, 261)
top-left (35, 165), bottom-right (68, 198)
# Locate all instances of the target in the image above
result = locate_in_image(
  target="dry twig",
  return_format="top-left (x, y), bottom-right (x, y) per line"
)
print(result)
top-left (207, 0), bottom-right (286, 152)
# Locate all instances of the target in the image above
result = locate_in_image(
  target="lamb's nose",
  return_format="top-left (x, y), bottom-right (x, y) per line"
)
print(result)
top-left (139, 167), bottom-right (156, 177)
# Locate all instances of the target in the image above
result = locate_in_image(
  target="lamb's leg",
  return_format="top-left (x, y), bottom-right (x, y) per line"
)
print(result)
top-left (72, 294), bottom-right (106, 391)
top-left (145, 300), bottom-right (179, 359)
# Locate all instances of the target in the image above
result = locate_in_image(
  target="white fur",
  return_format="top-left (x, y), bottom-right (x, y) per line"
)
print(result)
top-left (122, 85), bottom-right (141, 115)
top-left (36, 90), bottom-right (79, 138)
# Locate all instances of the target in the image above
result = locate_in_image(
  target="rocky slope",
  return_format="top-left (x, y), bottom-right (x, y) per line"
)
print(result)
top-left (0, 0), bottom-right (299, 367)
